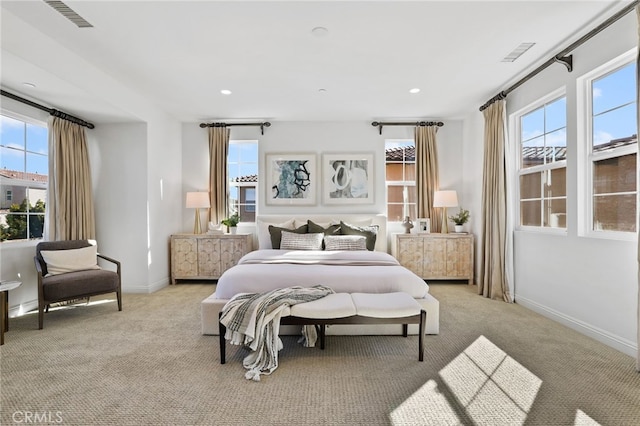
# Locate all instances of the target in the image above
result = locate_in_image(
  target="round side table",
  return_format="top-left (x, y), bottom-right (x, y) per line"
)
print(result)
top-left (0, 280), bottom-right (22, 345)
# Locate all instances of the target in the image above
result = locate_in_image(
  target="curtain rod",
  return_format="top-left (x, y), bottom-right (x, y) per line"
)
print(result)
top-left (199, 121), bottom-right (271, 135)
top-left (1, 89), bottom-right (95, 129)
top-left (371, 121), bottom-right (444, 135)
top-left (479, 0), bottom-right (639, 111)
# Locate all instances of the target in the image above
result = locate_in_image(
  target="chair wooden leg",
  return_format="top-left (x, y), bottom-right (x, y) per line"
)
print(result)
top-left (117, 290), bottom-right (122, 311)
top-left (219, 312), bottom-right (226, 364)
top-left (38, 303), bottom-right (44, 330)
top-left (418, 310), bottom-right (426, 362)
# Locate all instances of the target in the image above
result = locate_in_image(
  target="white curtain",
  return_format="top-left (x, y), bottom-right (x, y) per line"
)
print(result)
top-left (46, 117), bottom-right (96, 241)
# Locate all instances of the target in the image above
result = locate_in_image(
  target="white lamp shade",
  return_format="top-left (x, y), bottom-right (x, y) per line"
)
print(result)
top-left (433, 190), bottom-right (458, 208)
top-left (186, 192), bottom-right (210, 208)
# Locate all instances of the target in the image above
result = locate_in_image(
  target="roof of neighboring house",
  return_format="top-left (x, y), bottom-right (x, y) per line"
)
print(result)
top-left (0, 169), bottom-right (48, 183)
top-left (594, 134), bottom-right (637, 152)
top-left (385, 146), bottom-right (415, 162)
top-left (522, 134), bottom-right (637, 162)
top-left (232, 174), bottom-right (257, 183)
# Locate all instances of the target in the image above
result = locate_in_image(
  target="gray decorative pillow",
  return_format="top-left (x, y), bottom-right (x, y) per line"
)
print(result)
top-left (280, 231), bottom-right (324, 251)
top-left (324, 235), bottom-right (367, 251)
top-left (307, 220), bottom-right (341, 236)
top-left (339, 221), bottom-right (379, 251)
top-left (269, 224), bottom-right (308, 249)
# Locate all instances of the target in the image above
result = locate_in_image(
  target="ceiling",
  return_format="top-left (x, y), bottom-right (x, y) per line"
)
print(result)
top-left (0, 1), bottom-right (634, 124)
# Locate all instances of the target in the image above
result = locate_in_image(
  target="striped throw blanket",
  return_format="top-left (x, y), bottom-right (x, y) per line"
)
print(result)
top-left (220, 285), bottom-right (334, 381)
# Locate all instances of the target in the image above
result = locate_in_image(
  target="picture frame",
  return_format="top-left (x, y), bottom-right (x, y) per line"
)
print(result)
top-left (322, 152), bottom-right (374, 204)
top-left (416, 218), bottom-right (431, 234)
top-left (265, 153), bottom-right (316, 205)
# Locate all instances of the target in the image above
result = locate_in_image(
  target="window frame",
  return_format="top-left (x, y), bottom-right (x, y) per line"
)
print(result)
top-left (384, 139), bottom-right (416, 222)
top-left (511, 87), bottom-right (568, 234)
top-left (577, 48), bottom-right (637, 241)
top-left (228, 139), bottom-right (258, 223)
top-left (0, 111), bottom-right (48, 242)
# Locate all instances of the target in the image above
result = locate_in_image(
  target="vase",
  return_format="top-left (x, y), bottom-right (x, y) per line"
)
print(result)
top-left (402, 216), bottom-right (414, 234)
top-left (454, 225), bottom-right (463, 233)
top-left (230, 227), bottom-right (237, 235)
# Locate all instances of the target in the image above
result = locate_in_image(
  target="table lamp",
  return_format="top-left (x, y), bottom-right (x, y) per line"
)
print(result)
top-left (186, 192), bottom-right (210, 234)
top-left (433, 190), bottom-right (458, 234)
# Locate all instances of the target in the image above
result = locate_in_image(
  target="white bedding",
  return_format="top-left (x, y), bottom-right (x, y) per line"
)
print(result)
top-left (215, 249), bottom-right (429, 299)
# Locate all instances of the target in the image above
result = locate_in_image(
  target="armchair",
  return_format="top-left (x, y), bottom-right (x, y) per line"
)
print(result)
top-left (34, 240), bottom-right (122, 329)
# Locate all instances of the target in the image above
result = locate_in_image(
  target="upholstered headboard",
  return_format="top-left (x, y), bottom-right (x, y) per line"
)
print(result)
top-left (252, 214), bottom-right (387, 252)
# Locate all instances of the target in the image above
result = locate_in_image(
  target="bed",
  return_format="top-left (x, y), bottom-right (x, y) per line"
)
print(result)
top-left (201, 214), bottom-right (440, 335)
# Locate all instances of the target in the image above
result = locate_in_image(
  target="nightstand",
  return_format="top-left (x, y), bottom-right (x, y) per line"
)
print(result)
top-left (392, 233), bottom-right (474, 284)
top-left (170, 233), bottom-right (252, 284)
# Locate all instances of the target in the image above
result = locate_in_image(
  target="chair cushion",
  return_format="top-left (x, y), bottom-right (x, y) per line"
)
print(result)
top-left (290, 293), bottom-right (356, 319)
top-left (40, 245), bottom-right (101, 276)
top-left (42, 269), bottom-right (119, 302)
top-left (351, 292), bottom-right (420, 318)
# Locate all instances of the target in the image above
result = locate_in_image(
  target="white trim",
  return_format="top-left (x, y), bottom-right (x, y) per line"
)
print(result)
top-left (517, 295), bottom-right (637, 357)
top-left (510, 87), bottom-right (568, 233)
top-left (577, 48), bottom-right (637, 240)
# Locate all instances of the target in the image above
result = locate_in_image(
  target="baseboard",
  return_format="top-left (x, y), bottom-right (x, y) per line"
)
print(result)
top-left (516, 295), bottom-right (637, 357)
top-left (8, 299), bottom-right (39, 318)
top-left (123, 278), bottom-right (169, 294)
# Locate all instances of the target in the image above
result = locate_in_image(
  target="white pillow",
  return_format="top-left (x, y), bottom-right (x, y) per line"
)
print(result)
top-left (257, 219), bottom-right (295, 249)
top-left (41, 245), bottom-right (101, 276)
top-left (280, 231), bottom-right (324, 250)
top-left (324, 235), bottom-right (367, 251)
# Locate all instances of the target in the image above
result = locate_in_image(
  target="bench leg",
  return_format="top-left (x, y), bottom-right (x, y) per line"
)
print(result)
top-left (320, 324), bottom-right (326, 350)
top-left (218, 312), bottom-right (226, 364)
top-left (418, 310), bottom-right (426, 362)
top-left (402, 324), bottom-right (408, 337)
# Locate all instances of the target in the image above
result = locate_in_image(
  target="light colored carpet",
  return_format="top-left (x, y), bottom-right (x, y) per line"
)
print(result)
top-left (1, 283), bottom-right (638, 426)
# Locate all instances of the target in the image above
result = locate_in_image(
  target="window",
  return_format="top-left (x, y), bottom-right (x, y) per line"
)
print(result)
top-left (0, 114), bottom-right (48, 241)
top-left (385, 140), bottom-right (416, 221)
top-left (228, 140), bottom-right (258, 222)
top-left (584, 55), bottom-right (637, 234)
top-left (516, 91), bottom-right (567, 229)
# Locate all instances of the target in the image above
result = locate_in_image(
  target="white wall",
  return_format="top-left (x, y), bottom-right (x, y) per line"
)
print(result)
top-left (498, 13), bottom-right (637, 356)
top-left (89, 123), bottom-right (149, 291)
top-left (181, 120), bottom-right (466, 244)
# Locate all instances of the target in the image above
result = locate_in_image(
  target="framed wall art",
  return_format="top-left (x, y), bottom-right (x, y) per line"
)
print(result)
top-left (416, 218), bottom-right (431, 234)
top-left (322, 152), bottom-right (374, 204)
top-left (265, 153), bottom-right (316, 205)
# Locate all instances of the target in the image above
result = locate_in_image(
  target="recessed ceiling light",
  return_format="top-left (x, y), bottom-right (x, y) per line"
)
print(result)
top-left (318, 88), bottom-right (327, 93)
top-left (409, 88), bottom-right (420, 94)
top-left (311, 27), bottom-right (328, 37)
top-left (220, 89), bottom-right (232, 95)
top-left (22, 82), bottom-right (36, 89)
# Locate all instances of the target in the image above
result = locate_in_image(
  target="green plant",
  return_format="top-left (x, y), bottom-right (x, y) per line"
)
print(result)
top-left (221, 213), bottom-right (240, 228)
top-left (449, 208), bottom-right (470, 226)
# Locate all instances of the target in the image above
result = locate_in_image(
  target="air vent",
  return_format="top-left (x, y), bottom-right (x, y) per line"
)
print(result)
top-left (502, 42), bottom-right (535, 62)
top-left (43, 0), bottom-right (93, 28)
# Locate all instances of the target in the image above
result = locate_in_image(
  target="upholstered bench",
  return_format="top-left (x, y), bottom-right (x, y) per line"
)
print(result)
top-left (219, 292), bottom-right (426, 363)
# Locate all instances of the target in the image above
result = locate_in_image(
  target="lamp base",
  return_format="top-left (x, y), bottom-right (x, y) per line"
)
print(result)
top-left (441, 208), bottom-right (449, 234)
top-left (194, 208), bottom-right (202, 234)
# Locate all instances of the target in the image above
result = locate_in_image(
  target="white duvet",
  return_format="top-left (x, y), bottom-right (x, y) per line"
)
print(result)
top-left (215, 249), bottom-right (429, 299)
